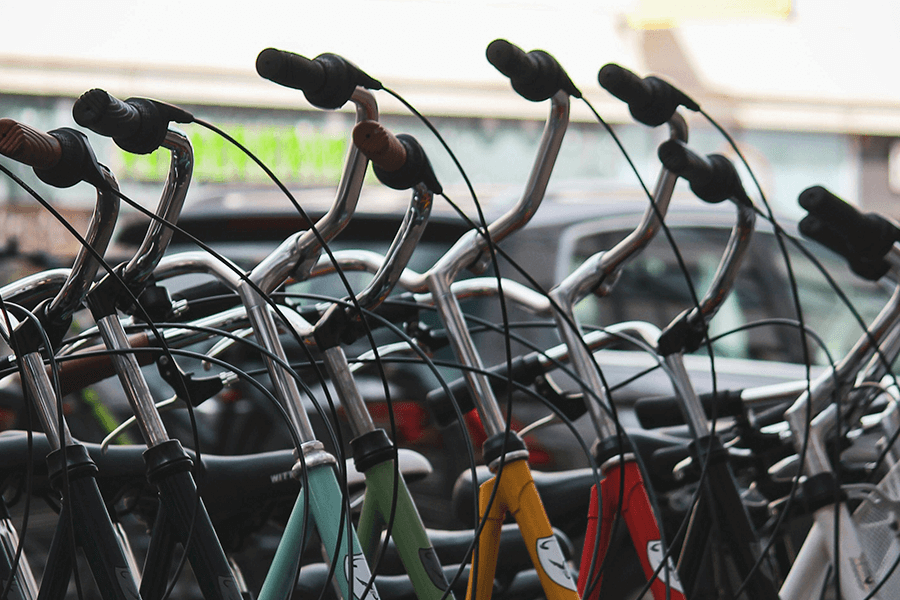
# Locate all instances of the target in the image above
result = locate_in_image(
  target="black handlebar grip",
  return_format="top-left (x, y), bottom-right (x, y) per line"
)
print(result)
top-left (798, 186), bottom-right (900, 262)
top-left (486, 39), bottom-right (580, 102)
top-left (0, 118), bottom-right (62, 169)
top-left (73, 89), bottom-right (141, 139)
top-left (256, 48), bottom-right (325, 93)
top-left (635, 390), bottom-right (745, 429)
top-left (487, 39), bottom-right (535, 82)
top-left (598, 63), bottom-right (699, 127)
top-left (256, 48), bottom-right (382, 110)
top-left (73, 90), bottom-right (193, 155)
top-left (353, 121), bottom-right (443, 194)
top-left (799, 214), bottom-right (890, 281)
top-left (658, 139), bottom-right (749, 205)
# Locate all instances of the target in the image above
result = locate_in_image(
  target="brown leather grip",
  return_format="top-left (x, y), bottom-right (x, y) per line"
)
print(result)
top-left (0, 118), bottom-right (62, 169)
top-left (56, 333), bottom-right (154, 397)
top-left (352, 120), bottom-right (406, 172)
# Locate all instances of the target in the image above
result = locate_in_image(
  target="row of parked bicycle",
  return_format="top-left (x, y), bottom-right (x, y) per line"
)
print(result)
top-left (0, 38), bottom-right (897, 600)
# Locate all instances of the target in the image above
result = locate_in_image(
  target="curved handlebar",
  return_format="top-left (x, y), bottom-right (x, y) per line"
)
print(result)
top-left (0, 120), bottom-right (108, 190)
top-left (354, 120), bottom-right (406, 170)
top-left (73, 89), bottom-right (193, 155)
top-left (657, 142), bottom-right (755, 355)
top-left (657, 139), bottom-right (750, 205)
top-left (256, 48), bottom-right (382, 109)
top-left (799, 185), bottom-right (900, 264)
top-left (598, 63), bottom-right (698, 127)
top-left (353, 120), bottom-right (442, 194)
top-left (552, 113), bottom-right (688, 307)
top-left (0, 118), bottom-right (61, 169)
top-left (487, 39), bottom-right (580, 102)
top-left (246, 87), bottom-right (378, 294)
top-left (119, 130), bottom-right (194, 287)
top-left (799, 214), bottom-right (890, 281)
top-left (0, 118), bottom-right (120, 325)
top-left (47, 169), bottom-right (120, 324)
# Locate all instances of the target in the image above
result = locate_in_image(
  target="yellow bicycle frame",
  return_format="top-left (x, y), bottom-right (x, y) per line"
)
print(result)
top-left (466, 458), bottom-right (580, 600)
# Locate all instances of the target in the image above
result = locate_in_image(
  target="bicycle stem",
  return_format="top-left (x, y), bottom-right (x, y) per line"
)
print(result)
top-left (85, 131), bottom-right (195, 448)
top-left (119, 129), bottom-right (193, 286)
top-left (45, 168), bottom-right (120, 324)
top-left (548, 113), bottom-right (686, 441)
top-left (422, 90), bottom-right (569, 443)
top-left (247, 87), bottom-right (378, 294)
top-left (317, 182), bottom-right (433, 438)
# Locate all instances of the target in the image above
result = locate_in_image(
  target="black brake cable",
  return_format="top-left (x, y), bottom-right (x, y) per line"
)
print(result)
top-left (189, 117), bottom-right (412, 600)
top-left (382, 85), bottom-right (551, 600)
top-left (700, 110), bottom-right (900, 596)
top-left (385, 82), bottom-right (702, 597)
top-left (0, 161), bottom-right (226, 600)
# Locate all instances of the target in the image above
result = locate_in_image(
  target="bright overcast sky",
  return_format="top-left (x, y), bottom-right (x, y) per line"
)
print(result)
top-left (0, 0), bottom-right (893, 95)
top-left (2, 0), bottom-right (900, 129)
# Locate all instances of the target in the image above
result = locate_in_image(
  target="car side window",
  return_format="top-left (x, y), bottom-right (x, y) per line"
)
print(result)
top-left (568, 226), bottom-right (889, 366)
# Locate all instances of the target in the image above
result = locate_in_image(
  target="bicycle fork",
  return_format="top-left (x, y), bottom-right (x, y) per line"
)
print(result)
top-left (577, 458), bottom-right (684, 600)
top-left (466, 457), bottom-right (578, 600)
top-left (258, 449), bottom-right (379, 600)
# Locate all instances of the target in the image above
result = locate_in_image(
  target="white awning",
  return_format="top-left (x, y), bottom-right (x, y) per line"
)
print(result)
top-left (0, 0), bottom-right (897, 134)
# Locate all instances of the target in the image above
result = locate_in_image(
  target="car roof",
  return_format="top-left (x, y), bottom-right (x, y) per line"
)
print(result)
top-left (111, 180), bottom-right (798, 258)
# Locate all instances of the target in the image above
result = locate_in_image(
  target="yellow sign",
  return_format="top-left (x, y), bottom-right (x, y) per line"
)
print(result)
top-left (628, 0), bottom-right (792, 29)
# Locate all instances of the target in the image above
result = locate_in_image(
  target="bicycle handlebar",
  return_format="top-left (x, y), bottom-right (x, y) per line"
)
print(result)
top-left (657, 139), bottom-right (750, 205)
top-left (552, 113), bottom-right (688, 309)
top-left (0, 120), bottom-right (108, 189)
top-left (0, 119), bottom-right (120, 327)
top-left (598, 63), bottom-right (699, 127)
top-left (314, 126), bottom-right (435, 347)
top-left (0, 118), bottom-right (61, 169)
top-left (657, 141), bottom-right (755, 354)
top-left (486, 39), bottom-right (580, 102)
top-left (246, 87), bottom-right (378, 294)
top-left (353, 120), bottom-right (442, 194)
top-left (798, 186), bottom-right (900, 281)
top-left (73, 89), bottom-right (193, 154)
top-left (256, 48), bottom-right (382, 109)
top-left (799, 214), bottom-right (890, 281)
top-left (119, 130), bottom-right (193, 288)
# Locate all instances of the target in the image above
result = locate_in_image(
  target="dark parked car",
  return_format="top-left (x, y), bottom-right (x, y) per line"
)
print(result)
top-left (107, 181), bottom-right (890, 526)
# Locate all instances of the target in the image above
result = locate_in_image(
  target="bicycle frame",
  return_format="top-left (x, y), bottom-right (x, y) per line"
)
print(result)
top-left (780, 248), bottom-right (900, 600)
top-left (544, 113), bottom-right (685, 600)
top-left (137, 86), bottom-right (383, 600)
top-left (405, 89), bottom-right (578, 600)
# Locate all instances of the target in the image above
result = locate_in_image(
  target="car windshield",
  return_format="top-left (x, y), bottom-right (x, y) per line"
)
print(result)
top-left (569, 225), bottom-right (890, 366)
